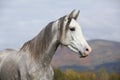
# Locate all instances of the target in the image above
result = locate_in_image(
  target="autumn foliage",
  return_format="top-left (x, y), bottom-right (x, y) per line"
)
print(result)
top-left (53, 68), bottom-right (120, 80)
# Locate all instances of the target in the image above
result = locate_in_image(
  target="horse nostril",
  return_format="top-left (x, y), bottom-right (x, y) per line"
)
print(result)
top-left (84, 46), bottom-right (92, 56)
top-left (86, 48), bottom-right (89, 52)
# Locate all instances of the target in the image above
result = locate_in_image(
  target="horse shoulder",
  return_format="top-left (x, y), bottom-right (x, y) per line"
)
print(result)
top-left (0, 50), bottom-right (30, 80)
top-left (0, 55), bottom-right (21, 80)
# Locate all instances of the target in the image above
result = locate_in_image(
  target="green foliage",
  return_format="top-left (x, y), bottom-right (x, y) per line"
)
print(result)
top-left (97, 68), bottom-right (109, 80)
top-left (53, 68), bottom-right (65, 80)
top-left (65, 69), bottom-right (81, 80)
top-left (53, 68), bottom-right (120, 80)
top-left (109, 72), bottom-right (120, 80)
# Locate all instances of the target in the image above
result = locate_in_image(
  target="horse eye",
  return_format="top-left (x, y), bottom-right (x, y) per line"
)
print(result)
top-left (70, 27), bottom-right (75, 31)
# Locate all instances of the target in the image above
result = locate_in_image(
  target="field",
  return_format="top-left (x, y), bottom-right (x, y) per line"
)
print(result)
top-left (53, 68), bottom-right (120, 80)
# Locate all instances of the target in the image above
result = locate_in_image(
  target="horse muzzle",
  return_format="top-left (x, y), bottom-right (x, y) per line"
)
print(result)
top-left (79, 46), bottom-right (92, 58)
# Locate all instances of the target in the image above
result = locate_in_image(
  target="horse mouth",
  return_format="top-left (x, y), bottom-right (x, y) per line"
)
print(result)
top-left (67, 45), bottom-right (88, 58)
top-left (78, 51), bottom-right (88, 58)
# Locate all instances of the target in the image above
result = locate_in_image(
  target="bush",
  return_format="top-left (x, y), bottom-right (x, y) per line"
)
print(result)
top-left (109, 72), bottom-right (120, 80)
top-left (53, 68), bottom-right (120, 80)
top-left (53, 68), bottom-right (65, 80)
top-left (97, 68), bottom-right (109, 80)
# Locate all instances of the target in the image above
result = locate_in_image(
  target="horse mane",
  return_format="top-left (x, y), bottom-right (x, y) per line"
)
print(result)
top-left (59, 16), bottom-right (71, 41)
top-left (19, 16), bottom-right (71, 61)
top-left (20, 22), bottom-right (54, 61)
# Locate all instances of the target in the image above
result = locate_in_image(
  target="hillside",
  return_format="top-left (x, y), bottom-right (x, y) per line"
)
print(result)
top-left (52, 39), bottom-right (120, 72)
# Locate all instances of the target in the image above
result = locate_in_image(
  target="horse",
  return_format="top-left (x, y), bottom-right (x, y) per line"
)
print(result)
top-left (0, 10), bottom-right (92, 80)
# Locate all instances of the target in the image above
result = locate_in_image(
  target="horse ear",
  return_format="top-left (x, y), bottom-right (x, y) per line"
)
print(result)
top-left (68, 9), bottom-right (80, 20)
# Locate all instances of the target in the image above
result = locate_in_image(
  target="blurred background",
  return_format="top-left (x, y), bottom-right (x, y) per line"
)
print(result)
top-left (0, 0), bottom-right (120, 80)
top-left (0, 0), bottom-right (120, 49)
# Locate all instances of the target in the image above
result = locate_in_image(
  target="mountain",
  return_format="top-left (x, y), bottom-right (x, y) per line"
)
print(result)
top-left (60, 61), bottom-right (120, 73)
top-left (51, 39), bottom-right (120, 73)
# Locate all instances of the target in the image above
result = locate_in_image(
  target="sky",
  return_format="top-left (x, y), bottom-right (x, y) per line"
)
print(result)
top-left (0, 0), bottom-right (120, 50)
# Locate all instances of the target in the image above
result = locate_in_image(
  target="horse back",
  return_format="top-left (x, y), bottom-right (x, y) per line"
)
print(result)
top-left (0, 49), bottom-right (17, 62)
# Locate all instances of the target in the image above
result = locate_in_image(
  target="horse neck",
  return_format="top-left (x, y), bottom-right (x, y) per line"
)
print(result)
top-left (20, 21), bottom-right (60, 67)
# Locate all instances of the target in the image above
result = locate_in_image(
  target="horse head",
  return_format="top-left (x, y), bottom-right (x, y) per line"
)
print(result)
top-left (58, 10), bottom-right (92, 58)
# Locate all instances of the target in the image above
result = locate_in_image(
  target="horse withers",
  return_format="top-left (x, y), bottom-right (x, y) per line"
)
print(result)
top-left (0, 10), bottom-right (91, 80)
